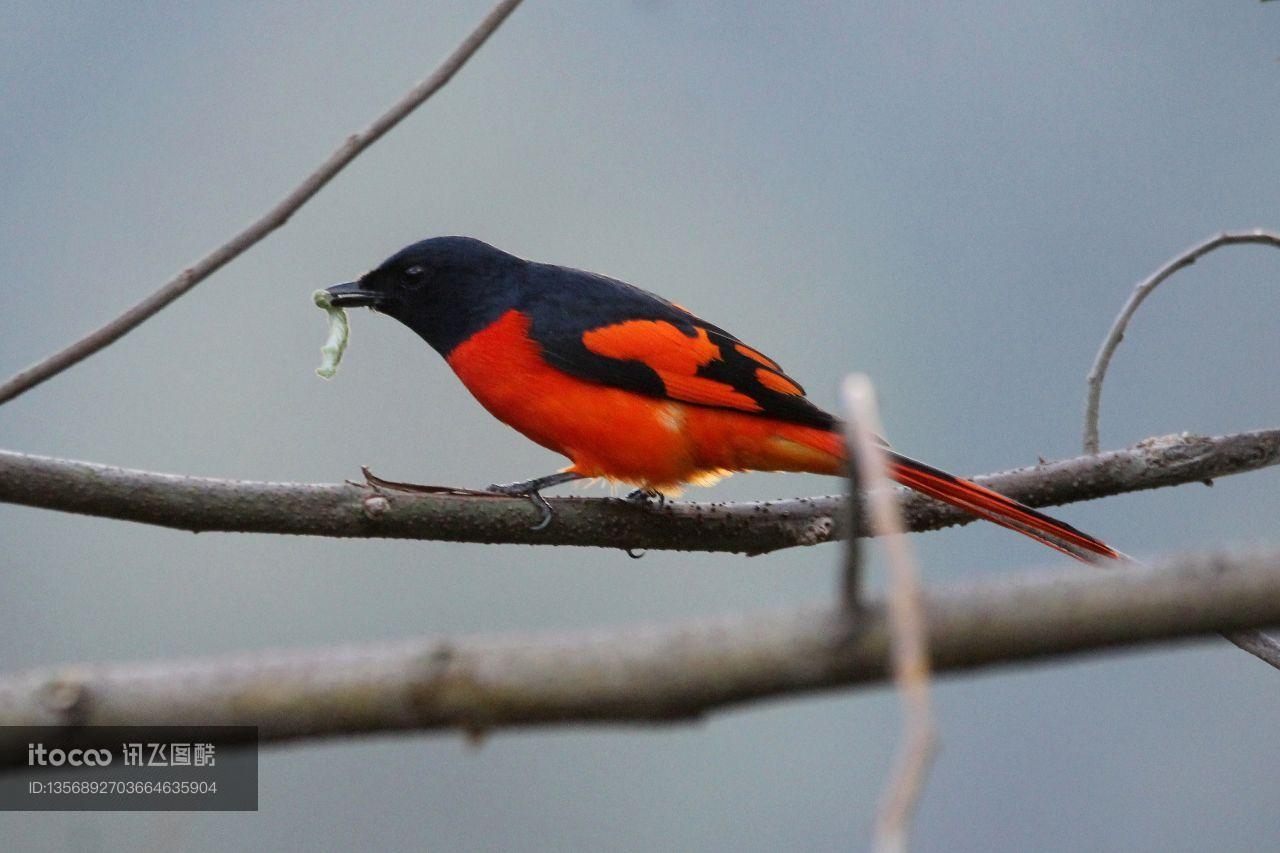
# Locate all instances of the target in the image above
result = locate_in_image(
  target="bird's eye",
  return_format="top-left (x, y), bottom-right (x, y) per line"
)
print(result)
top-left (402, 265), bottom-right (426, 288)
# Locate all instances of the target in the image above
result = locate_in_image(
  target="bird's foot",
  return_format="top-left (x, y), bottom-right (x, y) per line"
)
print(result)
top-left (487, 482), bottom-right (556, 531)
top-left (486, 471), bottom-right (583, 531)
top-left (624, 488), bottom-right (667, 509)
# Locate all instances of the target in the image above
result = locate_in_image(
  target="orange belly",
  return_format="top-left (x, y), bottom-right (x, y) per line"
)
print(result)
top-left (446, 310), bottom-right (843, 490)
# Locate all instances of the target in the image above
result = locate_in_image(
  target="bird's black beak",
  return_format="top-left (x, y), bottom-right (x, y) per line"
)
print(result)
top-left (325, 281), bottom-right (384, 308)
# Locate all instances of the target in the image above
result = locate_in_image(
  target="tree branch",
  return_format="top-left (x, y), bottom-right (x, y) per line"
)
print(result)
top-left (1, 429), bottom-right (1277, 553)
top-left (2, 546), bottom-right (1278, 764)
top-left (0, 0), bottom-right (524, 407)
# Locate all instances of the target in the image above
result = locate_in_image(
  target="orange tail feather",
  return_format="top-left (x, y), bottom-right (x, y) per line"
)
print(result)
top-left (886, 451), bottom-right (1119, 562)
top-left (775, 424), bottom-right (1119, 563)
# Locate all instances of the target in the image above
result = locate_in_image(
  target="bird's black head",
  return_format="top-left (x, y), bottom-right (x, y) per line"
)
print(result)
top-left (326, 236), bottom-right (526, 356)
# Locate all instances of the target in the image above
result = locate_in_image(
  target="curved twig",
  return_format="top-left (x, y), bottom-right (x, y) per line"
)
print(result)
top-left (1, 546), bottom-right (1278, 765)
top-left (1083, 229), bottom-right (1280, 453)
top-left (0, 0), bottom-right (524, 407)
top-left (1, 429), bottom-right (1278, 553)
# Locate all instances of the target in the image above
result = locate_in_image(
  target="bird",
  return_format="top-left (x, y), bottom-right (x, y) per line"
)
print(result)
top-left (325, 236), bottom-right (1118, 562)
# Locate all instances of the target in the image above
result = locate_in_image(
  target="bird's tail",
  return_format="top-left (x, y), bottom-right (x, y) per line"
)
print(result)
top-left (771, 423), bottom-right (1120, 563)
top-left (885, 450), bottom-right (1119, 563)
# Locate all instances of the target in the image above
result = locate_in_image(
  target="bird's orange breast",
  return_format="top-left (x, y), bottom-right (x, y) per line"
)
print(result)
top-left (446, 309), bottom-right (842, 489)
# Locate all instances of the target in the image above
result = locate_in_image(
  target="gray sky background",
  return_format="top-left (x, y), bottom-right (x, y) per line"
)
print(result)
top-left (2, 2), bottom-right (1279, 850)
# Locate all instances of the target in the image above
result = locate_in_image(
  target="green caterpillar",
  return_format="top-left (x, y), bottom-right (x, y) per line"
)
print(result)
top-left (312, 289), bottom-right (349, 379)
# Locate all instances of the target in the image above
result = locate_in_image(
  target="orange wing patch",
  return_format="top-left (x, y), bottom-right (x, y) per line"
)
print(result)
top-left (659, 373), bottom-right (762, 411)
top-left (582, 320), bottom-right (720, 374)
top-left (581, 319), bottom-right (765, 413)
top-left (755, 368), bottom-right (804, 396)
top-left (578, 318), bottom-right (778, 412)
top-left (734, 343), bottom-right (781, 371)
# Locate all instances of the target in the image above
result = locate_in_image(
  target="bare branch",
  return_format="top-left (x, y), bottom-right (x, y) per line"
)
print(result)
top-left (2, 546), bottom-right (1279, 765)
top-left (0, 0), bottom-right (525, 407)
top-left (1075, 231), bottom-right (1280, 669)
top-left (1083, 229), bottom-right (1280, 453)
top-left (843, 376), bottom-right (937, 853)
top-left (1, 429), bottom-right (1277, 553)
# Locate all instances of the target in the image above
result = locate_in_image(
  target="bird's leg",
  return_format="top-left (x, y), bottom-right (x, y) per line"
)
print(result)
top-left (624, 488), bottom-right (666, 508)
top-left (487, 471), bottom-right (584, 531)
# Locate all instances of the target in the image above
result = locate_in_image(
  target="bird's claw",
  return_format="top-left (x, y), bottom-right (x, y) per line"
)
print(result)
top-left (483, 471), bottom-right (583, 532)
top-left (624, 488), bottom-right (666, 509)
top-left (487, 482), bottom-right (555, 531)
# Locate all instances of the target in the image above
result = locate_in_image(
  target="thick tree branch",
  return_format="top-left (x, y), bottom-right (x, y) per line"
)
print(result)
top-left (0, 429), bottom-right (1277, 553)
top-left (0, 0), bottom-right (524, 406)
top-left (2, 546), bottom-right (1278, 764)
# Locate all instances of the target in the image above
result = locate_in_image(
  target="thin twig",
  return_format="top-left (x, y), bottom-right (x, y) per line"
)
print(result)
top-left (1, 546), bottom-right (1279, 765)
top-left (843, 376), bottom-right (937, 853)
top-left (840, 394), bottom-right (866, 608)
top-left (1083, 229), bottom-right (1280, 453)
top-left (0, 429), bottom-right (1277, 553)
top-left (0, 0), bottom-right (525, 407)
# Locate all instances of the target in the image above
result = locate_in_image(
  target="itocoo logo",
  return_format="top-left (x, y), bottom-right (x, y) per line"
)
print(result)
top-left (27, 743), bottom-right (113, 767)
